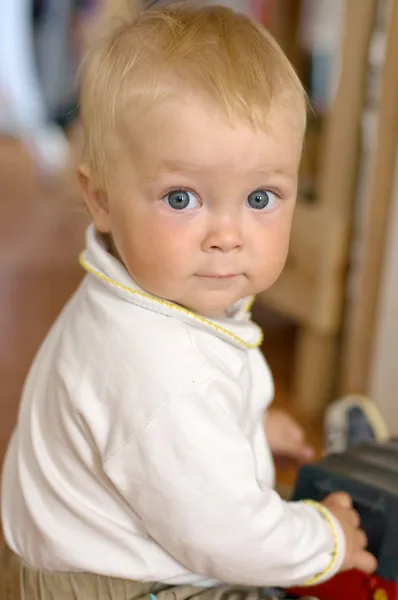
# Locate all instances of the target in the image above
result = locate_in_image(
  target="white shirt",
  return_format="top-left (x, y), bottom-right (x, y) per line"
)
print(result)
top-left (1, 225), bottom-right (345, 588)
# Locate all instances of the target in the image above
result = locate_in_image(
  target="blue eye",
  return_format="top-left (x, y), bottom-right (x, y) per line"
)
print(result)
top-left (247, 189), bottom-right (278, 210)
top-left (164, 190), bottom-right (200, 211)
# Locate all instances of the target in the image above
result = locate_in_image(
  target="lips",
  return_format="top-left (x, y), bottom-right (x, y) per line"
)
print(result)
top-left (197, 273), bottom-right (239, 280)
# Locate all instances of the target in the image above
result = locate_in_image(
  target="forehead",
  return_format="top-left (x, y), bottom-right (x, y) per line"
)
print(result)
top-left (123, 96), bottom-right (305, 177)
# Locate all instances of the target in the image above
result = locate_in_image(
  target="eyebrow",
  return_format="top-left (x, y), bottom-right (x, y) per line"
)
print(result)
top-left (156, 160), bottom-right (206, 174)
top-left (155, 160), bottom-right (297, 179)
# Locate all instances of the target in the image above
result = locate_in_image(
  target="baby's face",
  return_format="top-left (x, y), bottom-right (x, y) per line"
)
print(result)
top-left (90, 98), bottom-right (304, 317)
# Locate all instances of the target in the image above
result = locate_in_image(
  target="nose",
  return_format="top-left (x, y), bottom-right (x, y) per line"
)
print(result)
top-left (202, 215), bottom-right (243, 253)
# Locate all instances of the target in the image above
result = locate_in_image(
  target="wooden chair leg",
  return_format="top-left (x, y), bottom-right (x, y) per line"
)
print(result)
top-left (293, 327), bottom-right (338, 421)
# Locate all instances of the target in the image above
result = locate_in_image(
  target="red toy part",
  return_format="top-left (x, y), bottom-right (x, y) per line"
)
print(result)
top-left (289, 571), bottom-right (396, 600)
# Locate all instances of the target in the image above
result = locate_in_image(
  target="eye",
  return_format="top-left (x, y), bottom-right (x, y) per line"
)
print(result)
top-left (247, 189), bottom-right (278, 210)
top-left (163, 190), bottom-right (200, 211)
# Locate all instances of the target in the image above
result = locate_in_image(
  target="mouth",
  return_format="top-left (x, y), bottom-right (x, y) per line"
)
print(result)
top-left (197, 273), bottom-right (239, 280)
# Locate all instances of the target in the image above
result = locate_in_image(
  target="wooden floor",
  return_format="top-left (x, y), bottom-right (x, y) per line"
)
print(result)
top-left (0, 136), bottom-right (322, 498)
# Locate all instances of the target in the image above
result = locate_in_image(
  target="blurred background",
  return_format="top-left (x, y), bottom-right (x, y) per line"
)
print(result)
top-left (1, 0), bottom-right (398, 491)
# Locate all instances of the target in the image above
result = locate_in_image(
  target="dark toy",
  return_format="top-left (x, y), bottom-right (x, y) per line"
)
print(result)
top-left (288, 440), bottom-right (398, 600)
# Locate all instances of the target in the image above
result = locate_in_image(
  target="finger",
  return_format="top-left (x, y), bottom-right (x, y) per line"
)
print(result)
top-left (327, 492), bottom-right (353, 508)
top-left (290, 425), bottom-right (305, 442)
top-left (347, 508), bottom-right (361, 529)
top-left (282, 442), bottom-right (315, 463)
top-left (355, 528), bottom-right (368, 550)
top-left (298, 444), bottom-right (315, 461)
top-left (355, 551), bottom-right (378, 574)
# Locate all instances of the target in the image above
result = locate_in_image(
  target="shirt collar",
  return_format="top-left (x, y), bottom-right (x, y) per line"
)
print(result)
top-left (79, 225), bottom-right (263, 350)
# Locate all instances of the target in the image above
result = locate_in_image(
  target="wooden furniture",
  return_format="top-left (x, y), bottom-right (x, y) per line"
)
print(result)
top-left (341, 0), bottom-right (398, 394)
top-left (257, 0), bottom-right (379, 420)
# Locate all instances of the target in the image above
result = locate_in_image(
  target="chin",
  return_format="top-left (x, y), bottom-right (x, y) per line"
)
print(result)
top-left (186, 295), bottom-right (243, 319)
top-left (198, 308), bottom-right (229, 319)
top-left (180, 302), bottom-right (223, 318)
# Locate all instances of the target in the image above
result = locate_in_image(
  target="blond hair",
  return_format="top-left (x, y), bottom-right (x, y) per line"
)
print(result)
top-left (80, 2), bottom-right (307, 189)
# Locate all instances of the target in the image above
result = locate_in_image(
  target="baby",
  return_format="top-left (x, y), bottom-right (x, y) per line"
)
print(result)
top-left (0, 3), bottom-right (376, 599)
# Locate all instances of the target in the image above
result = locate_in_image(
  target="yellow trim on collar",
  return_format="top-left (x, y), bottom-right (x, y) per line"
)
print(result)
top-left (301, 500), bottom-right (340, 586)
top-left (79, 254), bottom-right (263, 350)
top-left (244, 295), bottom-right (256, 312)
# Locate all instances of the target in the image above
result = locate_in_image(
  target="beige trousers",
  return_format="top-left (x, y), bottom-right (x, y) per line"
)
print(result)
top-left (0, 544), bottom-right (262, 600)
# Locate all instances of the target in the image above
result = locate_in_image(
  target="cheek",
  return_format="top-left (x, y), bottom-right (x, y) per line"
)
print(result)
top-left (117, 213), bottom-right (197, 277)
top-left (250, 212), bottom-right (293, 276)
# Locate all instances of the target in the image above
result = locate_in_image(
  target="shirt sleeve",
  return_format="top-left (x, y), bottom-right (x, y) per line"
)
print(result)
top-left (103, 375), bottom-right (345, 587)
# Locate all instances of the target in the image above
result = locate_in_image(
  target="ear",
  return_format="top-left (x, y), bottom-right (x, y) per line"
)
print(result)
top-left (78, 164), bottom-right (111, 233)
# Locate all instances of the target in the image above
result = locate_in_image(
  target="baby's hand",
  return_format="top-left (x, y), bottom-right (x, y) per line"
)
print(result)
top-left (322, 492), bottom-right (377, 574)
top-left (265, 408), bottom-right (315, 465)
